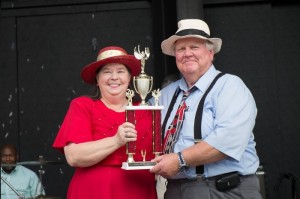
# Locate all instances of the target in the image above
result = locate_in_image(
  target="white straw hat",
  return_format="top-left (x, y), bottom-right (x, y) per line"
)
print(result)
top-left (161, 19), bottom-right (222, 56)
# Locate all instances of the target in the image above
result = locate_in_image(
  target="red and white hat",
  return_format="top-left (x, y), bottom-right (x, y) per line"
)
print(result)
top-left (81, 46), bottom-right (141, 85)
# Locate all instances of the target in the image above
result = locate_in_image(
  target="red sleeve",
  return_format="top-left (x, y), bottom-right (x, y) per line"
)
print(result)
top-left (52, 97), bottom-right (93, 153)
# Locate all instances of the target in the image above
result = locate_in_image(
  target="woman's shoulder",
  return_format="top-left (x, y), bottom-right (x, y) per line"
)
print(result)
top-left (69, 96), bottom-right (99, 108)
top-left (71, 96), bottom-right (95, 103)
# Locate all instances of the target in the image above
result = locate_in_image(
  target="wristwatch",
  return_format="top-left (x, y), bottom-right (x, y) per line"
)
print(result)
top-left (177, 152), bottom-right (189, 172)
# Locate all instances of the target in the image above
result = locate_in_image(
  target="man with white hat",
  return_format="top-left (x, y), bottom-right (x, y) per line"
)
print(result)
top-left (150, 19), bottom-right (262, 199)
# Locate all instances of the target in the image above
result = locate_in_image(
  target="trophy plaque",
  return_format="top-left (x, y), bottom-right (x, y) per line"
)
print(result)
top-left (121, 45), bottom-right (164, 170)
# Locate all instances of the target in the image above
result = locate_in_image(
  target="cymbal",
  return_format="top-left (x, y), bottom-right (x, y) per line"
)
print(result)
top-left (1, 160), bottom-right (64, 167)
top-left (17, 160), bottom-right (63, 166)
top-left (1, 163), bottom-right (17, 167)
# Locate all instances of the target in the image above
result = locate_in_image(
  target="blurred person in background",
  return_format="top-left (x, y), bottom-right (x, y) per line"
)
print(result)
top-left (1, 143), bottom-right (45, 199)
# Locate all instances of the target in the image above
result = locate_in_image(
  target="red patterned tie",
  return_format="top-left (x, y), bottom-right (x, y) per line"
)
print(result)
top-left (163, 87), bottom-right (195, 154)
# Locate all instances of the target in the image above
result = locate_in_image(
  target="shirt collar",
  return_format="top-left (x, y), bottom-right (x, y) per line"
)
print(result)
top-left (178, 65), bottom-right (220, 93)
top-left (1, 164), bottom-right (19, 174)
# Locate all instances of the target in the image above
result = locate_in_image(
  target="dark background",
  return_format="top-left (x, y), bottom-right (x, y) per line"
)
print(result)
top-left (1, 0), bottom-right (299, 198)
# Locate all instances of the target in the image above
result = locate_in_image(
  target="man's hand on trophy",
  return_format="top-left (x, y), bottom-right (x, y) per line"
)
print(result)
top-left (150, 153), bottom-right (179, 178)
top-left (115, 122), bottom-right (137, 147)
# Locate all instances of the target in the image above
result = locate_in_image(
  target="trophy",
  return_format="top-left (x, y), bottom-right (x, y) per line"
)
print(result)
top-left (121, 45), bottom-right (164, 170)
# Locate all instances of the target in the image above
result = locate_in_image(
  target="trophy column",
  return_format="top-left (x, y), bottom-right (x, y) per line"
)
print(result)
top-left (125, 108), bottom-right (136, 163)
top-left (153, 109), bottom-right (162, 157)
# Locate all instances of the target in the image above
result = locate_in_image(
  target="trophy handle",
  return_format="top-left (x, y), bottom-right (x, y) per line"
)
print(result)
top-left (149, 76), bottom-right (153, 93)
top-left (133, 76), bottom-right (138, 95)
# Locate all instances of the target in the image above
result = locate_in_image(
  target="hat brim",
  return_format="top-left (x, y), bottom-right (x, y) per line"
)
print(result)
top-left (81, 55), bottom-right (141, 85)
top-left (161, 35), bottom-right (222, 56)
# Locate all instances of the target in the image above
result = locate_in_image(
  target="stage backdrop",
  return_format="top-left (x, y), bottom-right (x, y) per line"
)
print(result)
top-left (1, 0), bottom-right (300, 198)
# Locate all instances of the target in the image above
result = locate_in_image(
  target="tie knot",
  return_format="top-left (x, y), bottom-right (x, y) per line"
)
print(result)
top-left (182, 92), bottom-right (189, 99)
top-left (182, 86), bottom-right (196, 99)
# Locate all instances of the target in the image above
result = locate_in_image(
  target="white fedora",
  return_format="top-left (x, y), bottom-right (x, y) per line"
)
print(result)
top-left (161, 19), bottom-right (222, 56)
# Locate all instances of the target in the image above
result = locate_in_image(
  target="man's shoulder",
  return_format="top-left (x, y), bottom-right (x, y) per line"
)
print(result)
top-left (17, 165), bottom-right (38, 176)
top-left (161, 80), bottom-right (180, 94)
top-left (220, 73), bottom-right (248, 88)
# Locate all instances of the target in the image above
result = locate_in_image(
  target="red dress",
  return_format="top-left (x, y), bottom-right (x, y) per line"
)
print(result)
top-left (53, 96), bottom-right (157, 199)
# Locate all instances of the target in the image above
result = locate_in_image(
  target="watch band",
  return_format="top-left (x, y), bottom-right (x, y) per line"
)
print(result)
top-left (177, 152), bottom-right (188, 172)
top-left (178, 152), bottom-right (185, 164)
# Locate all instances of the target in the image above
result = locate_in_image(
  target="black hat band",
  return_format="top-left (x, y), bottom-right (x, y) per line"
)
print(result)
top-left (176, 29), bottom-right (210, 38)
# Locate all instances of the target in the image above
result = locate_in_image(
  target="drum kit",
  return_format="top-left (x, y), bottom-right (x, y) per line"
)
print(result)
top-left (1, 155), bottom-right (63, 199)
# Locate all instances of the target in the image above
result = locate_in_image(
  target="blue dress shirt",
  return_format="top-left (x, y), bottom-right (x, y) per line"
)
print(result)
top-left (1, 165), bottom-right (45, 199)
top-left (157, 66), bottom-right (259, 179)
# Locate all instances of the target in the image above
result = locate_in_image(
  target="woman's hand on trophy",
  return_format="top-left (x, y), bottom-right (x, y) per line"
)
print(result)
top-left (115, 122), bottom-right (137, 146)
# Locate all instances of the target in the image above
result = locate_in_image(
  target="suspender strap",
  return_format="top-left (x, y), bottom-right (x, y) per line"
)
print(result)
top-left (194, 72), bottom-right (225, 174)
top-left (161, 87), bottom-right (180, 139)
top-left (194, 72), bottom-right (225, 141)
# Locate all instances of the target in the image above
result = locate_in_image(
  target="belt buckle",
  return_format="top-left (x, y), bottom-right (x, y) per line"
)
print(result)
top-left (196, 174), bottom-right (205, 181)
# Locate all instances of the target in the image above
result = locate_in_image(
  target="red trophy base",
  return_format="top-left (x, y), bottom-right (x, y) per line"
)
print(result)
top-left (121, 161), bottom-right (156, 170)
top-left (122, 105), bottom-right (163, 170)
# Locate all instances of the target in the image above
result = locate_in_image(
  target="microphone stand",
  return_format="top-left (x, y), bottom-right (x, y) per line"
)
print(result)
top-left (1, 175), bottom-right (25, 199)
top-left (37, 155), bottom-right (46, 197)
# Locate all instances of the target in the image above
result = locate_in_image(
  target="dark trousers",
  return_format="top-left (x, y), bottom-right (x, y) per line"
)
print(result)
top-left (165, 174), bottom-right (262, 199)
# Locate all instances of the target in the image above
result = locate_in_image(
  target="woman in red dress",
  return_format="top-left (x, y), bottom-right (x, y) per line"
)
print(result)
top-left (53, 46), bottom-right (157, 199)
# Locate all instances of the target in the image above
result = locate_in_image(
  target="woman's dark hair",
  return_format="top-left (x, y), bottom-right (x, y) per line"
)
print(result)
top-left (88, 86), bottom-right (101, 100)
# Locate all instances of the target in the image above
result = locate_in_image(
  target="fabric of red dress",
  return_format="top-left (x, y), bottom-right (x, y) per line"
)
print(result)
top-left (53, 96), bottom-right (157, 199)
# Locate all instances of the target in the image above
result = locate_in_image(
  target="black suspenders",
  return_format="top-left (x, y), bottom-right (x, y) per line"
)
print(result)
top-left (161, 72), bottom-right (225, 174)
top-left (194, 72), bottom-right (225, 142)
